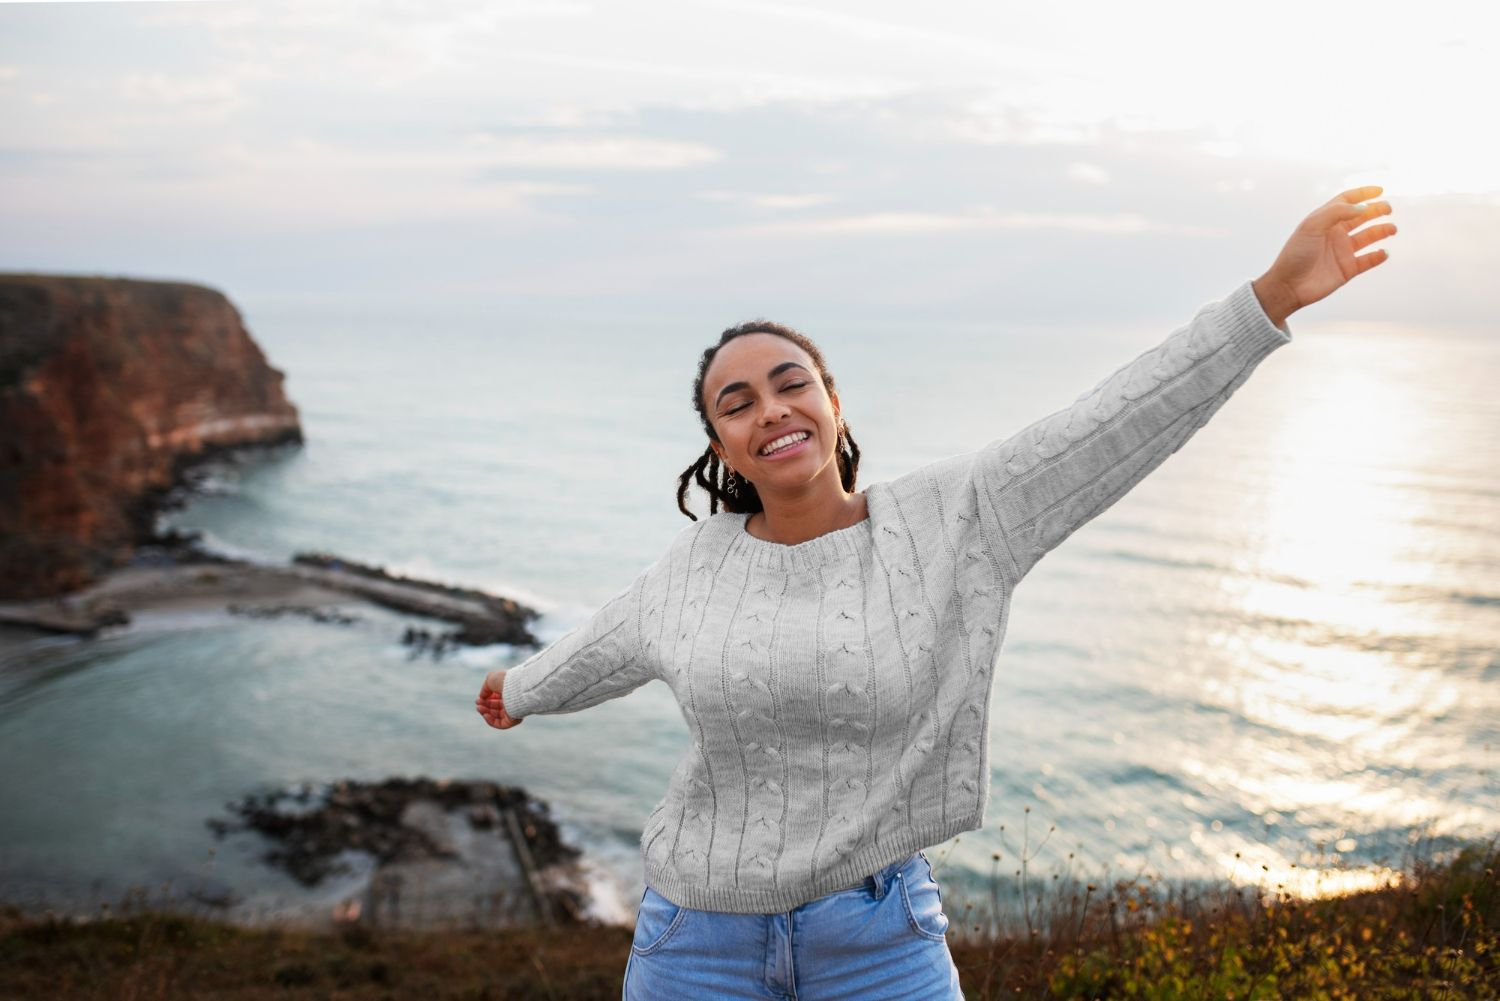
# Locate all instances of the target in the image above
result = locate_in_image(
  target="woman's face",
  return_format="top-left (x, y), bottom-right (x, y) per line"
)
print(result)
top-left (701, 333), bottom-right (842, 493)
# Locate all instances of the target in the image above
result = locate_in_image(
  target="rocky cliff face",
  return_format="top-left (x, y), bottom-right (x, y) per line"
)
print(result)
top-left (0, 274), bottom-right (302, 599)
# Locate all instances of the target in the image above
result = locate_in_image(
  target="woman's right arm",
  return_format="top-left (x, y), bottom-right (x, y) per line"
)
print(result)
top-left (474, 558), bottom-right (661, 726)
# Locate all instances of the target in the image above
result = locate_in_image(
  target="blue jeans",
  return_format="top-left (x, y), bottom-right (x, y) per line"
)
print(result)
top-left (623, 850), bottom-right (965, 1000)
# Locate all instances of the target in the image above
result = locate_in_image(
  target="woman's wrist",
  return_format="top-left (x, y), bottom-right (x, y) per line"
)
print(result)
top-left (1251, 273), bottom-right (1299, 329)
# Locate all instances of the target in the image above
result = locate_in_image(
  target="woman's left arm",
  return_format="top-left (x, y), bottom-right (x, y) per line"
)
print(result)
top-left (975, 186), bottom-right (1396, 586)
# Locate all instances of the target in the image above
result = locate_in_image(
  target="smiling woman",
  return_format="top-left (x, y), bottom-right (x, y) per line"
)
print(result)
top-left (683, 319), bottom-right (871, 546)
top-left (476, 186), bottom-right (1396, 999)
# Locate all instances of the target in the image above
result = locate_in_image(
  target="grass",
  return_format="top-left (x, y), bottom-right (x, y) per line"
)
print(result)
top-left (942, 828), bottom-right (1499, 1000)
top-left (1, 834), bottom-right (1493, 1000)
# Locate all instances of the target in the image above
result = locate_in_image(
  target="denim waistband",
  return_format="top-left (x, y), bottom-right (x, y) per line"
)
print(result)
top-left (846, 850), bottom-right (922, 900)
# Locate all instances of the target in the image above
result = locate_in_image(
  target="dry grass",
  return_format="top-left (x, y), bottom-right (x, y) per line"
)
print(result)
top-left (945, 830), bottom-right (1498, 999)
top-left (1, 833), bottom-right (1493, 1000)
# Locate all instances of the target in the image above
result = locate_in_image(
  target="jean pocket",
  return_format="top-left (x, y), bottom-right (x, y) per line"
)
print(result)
top-left (631, 886), bottom-right (689, 956)
top-left (898, 853), bottom-right (950, 941)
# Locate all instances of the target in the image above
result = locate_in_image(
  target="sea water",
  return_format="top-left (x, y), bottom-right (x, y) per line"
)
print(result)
top-left (2, 299), bottom-right (1496, 928)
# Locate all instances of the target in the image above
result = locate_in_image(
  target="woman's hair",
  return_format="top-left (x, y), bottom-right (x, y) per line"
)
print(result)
top-left (677, 319), bottom-right (862, 520)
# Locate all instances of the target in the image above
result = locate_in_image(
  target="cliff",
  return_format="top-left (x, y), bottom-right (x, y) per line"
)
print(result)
top-left (0, 274), bottom-right (302, 599)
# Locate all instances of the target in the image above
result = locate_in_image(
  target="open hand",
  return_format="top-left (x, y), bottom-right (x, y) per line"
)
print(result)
top-left (1254, 185), bottom-right (1396, 326)
top-left (476, 669), bottom-right (523, 729)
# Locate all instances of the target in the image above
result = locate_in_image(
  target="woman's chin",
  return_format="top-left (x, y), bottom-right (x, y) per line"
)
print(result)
top-left (748, 458), bottom-right (835, 493)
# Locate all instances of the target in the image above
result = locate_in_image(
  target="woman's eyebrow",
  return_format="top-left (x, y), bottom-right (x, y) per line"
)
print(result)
top-left (714, 361), bottom-right (812, 408)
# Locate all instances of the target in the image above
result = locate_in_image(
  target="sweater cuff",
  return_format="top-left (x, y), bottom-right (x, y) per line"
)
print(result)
top-left (1220, 278), bottom-right (1293, 361)
top-left (498, 659), bottom-right (546, 720)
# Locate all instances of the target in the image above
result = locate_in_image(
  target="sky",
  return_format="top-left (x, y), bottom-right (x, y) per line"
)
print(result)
top-left (1, 0), bottom-right (1496, 329)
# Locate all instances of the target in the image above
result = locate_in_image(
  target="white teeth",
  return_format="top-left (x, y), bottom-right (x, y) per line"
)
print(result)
top-left (760, 431), bottom-right (810, 456)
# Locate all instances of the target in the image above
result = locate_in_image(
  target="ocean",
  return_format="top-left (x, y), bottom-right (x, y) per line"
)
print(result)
top-left (2, 293), bottom-right (1496, 930)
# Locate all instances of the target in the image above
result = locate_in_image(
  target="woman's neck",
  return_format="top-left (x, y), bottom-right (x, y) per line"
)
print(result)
top-left (745, 488), bottom-right (868, 546)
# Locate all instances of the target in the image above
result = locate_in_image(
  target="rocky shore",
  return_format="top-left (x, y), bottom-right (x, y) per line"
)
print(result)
top-left (0, 528), bottom-right (541, 653)
top-left (207, 777), bottom-right (595, 931)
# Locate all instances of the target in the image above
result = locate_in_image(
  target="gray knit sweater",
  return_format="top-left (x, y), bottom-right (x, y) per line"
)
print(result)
top-left (500, 278), bottom-right (1292, 913)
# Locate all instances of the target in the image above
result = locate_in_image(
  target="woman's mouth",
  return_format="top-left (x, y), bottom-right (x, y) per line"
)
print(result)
top-left (759, 430), bottom-right (812, 459)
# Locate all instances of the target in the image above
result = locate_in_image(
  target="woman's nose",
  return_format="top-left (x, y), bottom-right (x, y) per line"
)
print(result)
top-left (756, 399), bottom-right (791, 424)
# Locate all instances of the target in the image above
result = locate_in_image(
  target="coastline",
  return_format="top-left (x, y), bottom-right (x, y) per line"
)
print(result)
top-left (0, 559), bottom-right (364, 659)
top-left (0, 540), bottom-right (540, 652)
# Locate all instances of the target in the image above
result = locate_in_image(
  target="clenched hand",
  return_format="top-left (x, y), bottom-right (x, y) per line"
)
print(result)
top-left (476, 669), bottom-right (523, 729)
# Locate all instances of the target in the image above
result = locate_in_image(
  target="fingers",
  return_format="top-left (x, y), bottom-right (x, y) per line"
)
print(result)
top-left (475, 682), bottom-right (521, 729)
top-left (1324, 197), bottom-right (1393, 236)
top-left (1354, 248), bottom-right (1389, 275)
top-left (1352, 199), bottom-right (1392, 217)
top-left (476, 701), bottom-right (522, 729)
top-left (1329, 198), bottom-right (1389, 218)
top-left (1352, 221), bottom-right (1396, 251)
top-left (1332, 184), bottom-right (1383, 204)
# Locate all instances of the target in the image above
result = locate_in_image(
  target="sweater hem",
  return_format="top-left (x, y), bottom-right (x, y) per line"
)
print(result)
top-left (640, 814), bottom-right (982, 913)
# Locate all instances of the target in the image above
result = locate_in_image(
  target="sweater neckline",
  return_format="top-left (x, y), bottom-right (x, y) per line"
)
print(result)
top-left (719, 484), bottom-right (881, 571)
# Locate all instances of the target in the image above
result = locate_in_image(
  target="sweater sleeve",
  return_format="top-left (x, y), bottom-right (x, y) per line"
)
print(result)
top-left (499, 559), bottom-right (659, 720)
top-left (974, 279), bottom-right (1292, 586)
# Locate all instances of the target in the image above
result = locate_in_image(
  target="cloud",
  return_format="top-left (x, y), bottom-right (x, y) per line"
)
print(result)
top-left (1067, 162), bottom-right (1110, 186)
top-left (702, 0), bottom-right (1057, 71)
top-left (3, 1), bottom-right (1493, 324)
top-left (117, 71), bottom-right (248, 123)
top-left (459, 132), bottom-right (723, 170)
top-left (694, 189), bottom-right (832, 209)
top-left (120, 72), bottom-right (239, 105)
top-left (499, 49), bottom-right (906, 108)
top-left (0, 134), bottom-right (598, 234)
top-left (723, 209), bottom-right (1223, 238)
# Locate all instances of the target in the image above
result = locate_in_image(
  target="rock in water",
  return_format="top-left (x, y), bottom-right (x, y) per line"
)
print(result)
top-left (0, 274), bottom-right (302, 599)
top-left (209, 777), bottom-right (594, 930)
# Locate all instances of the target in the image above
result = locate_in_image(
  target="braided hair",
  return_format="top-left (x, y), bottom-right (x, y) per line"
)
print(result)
top-left (677, 319), bottom-right (862, 520)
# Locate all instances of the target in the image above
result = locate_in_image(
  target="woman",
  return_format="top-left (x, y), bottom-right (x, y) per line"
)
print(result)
top-left (477, 186), bottom-right (1396, 999)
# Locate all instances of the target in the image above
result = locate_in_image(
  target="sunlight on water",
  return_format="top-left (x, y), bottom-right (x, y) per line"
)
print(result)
top-left (1206, 637), bottom-right (1459, 746)
top-left (1160, 329), bottom-right (1500, 899)
top-left (1213, 840), bottom-right (1405, 900)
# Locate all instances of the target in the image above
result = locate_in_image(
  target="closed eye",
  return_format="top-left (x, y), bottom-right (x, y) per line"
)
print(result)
top-left (724, 381), bottom-right (810, 415)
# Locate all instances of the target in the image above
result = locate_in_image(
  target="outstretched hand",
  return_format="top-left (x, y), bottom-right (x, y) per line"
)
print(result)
top-left (1253, 185), bottom-right (1396, 327)
top-left (476, 669), bottom-right (523, 730)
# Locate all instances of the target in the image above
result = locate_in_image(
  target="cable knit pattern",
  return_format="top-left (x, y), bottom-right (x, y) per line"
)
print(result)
top-left (499, 279), bottom-right (1292, 913)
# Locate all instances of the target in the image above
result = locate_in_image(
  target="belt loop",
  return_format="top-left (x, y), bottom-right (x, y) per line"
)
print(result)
top-left (866, 853), bottom-right (911, 900)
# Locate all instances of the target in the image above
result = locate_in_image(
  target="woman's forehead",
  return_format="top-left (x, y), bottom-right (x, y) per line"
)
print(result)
top-left (704, 334), bottom-right (817, 392)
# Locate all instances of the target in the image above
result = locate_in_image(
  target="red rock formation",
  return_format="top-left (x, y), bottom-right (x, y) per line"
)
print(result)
top-left (0, 274), bottom-right (302, 599)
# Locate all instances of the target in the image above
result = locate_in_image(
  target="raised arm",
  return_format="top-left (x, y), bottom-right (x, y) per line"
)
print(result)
top-left (974, 279), bottom-right (1287, 584)
top-left (976, 186), bottom-right (1395, 585)
top-left (476, 558), bottom-right (660, 725)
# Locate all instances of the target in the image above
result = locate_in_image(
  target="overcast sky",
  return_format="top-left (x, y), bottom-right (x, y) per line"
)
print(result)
top-left (1, 0), bottom-right (1495, 328)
